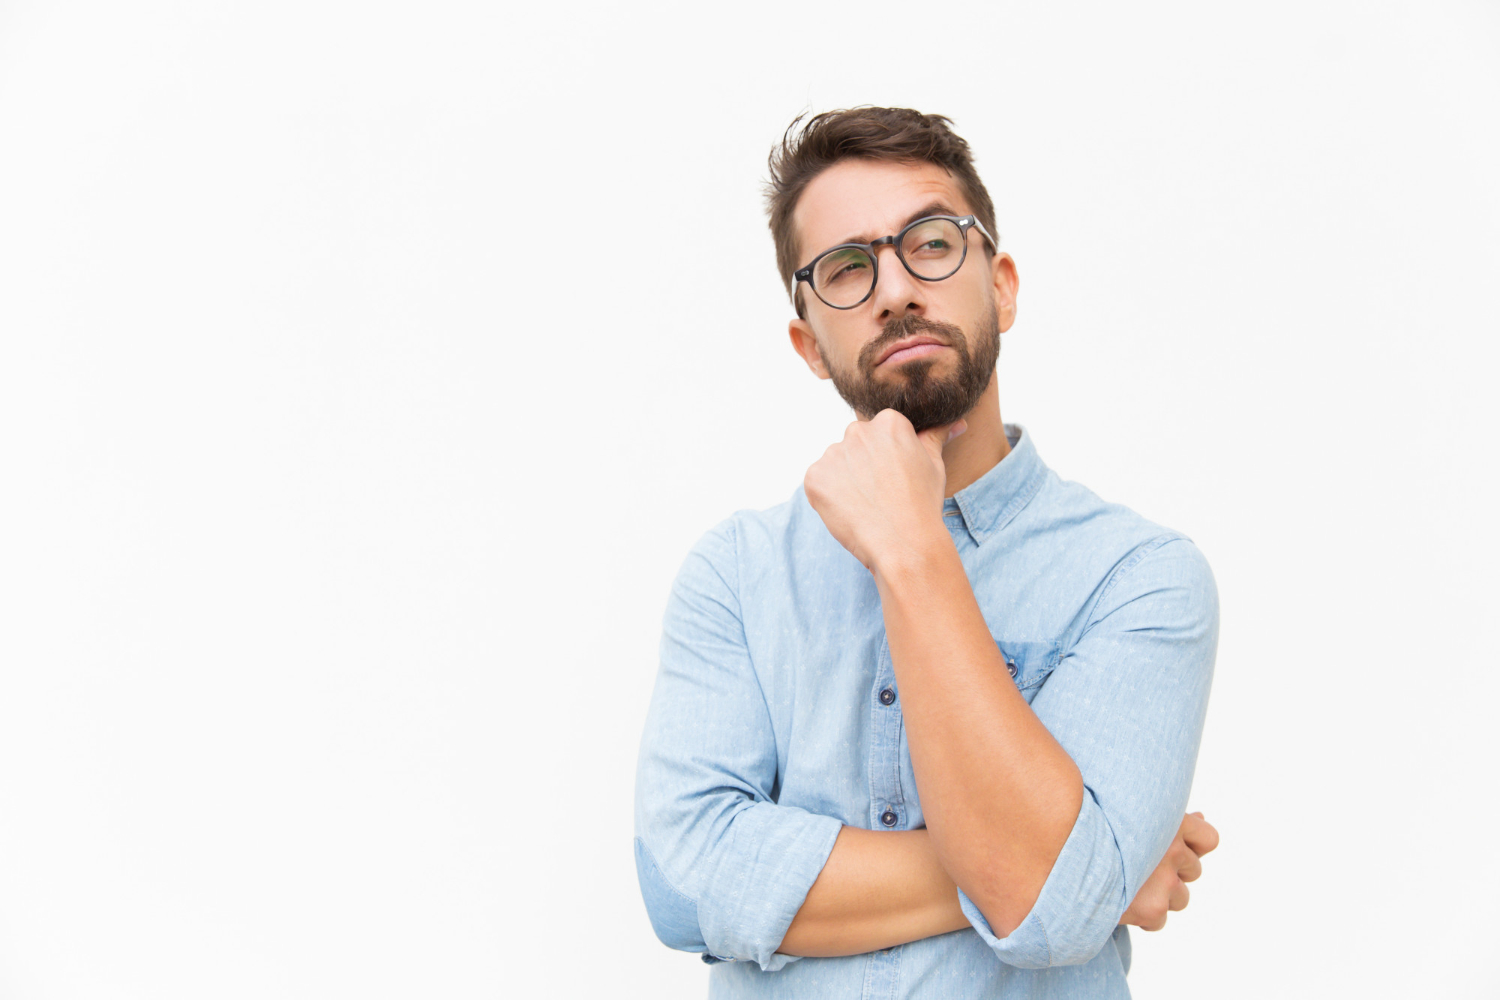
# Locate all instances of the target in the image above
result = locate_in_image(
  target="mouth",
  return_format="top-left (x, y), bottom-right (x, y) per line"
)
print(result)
top-left (875, 335), bottom-right (950, 367)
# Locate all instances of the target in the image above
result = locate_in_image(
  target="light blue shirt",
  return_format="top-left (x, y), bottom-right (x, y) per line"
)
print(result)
top-left (633, 424), bottom-right (1218, 998)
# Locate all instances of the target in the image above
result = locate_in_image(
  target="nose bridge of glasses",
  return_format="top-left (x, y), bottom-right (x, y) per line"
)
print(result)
top-left (870, 234), bottom-right (911, 276)
top-left (869, 236), bottom-right (928, 304)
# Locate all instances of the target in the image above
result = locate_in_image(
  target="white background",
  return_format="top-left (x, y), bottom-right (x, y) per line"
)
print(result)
top-left (2, 1), bottom-right (1497, 997)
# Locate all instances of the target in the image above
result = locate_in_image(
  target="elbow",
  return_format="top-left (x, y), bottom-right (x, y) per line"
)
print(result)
top-left (966, 877), bottom-right (1042, 942)
top-left (964, 861), bottom-right (1124, 969)
top-left (957, 797), bottom-right (1127, 969)
top-left (634, 836), bottom-right (707, 953)
top-left (963, 779), bottom-right (1085, 941)
top-left (1037, 911), bottom-right (1121, 967)
top-left (970, 892), bottom-right (1119, 970)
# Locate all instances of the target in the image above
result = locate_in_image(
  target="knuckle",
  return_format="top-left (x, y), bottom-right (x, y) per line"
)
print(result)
top-left (1137, 892), bottom-right (1168, 925)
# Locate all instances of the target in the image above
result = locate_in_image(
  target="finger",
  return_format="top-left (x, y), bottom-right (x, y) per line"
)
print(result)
top-left (1182, 813), bottom-right (1220, 856)
top-left (916, 419), bottom-right (967, 460)
top-left (1120, 897), bottom-right (1167, 932)
top-left (1178, 850), bottom-right (1203, 883)
top-left (1168, 879), bottom-right (1191, 912)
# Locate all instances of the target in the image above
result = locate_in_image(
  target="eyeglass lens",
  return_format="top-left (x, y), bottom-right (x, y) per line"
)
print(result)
top-left (811, 218), bottom-right (967, 308)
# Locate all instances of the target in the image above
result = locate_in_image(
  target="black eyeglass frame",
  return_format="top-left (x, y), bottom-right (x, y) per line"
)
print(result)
top-left (792, 214), bottom-right (999, 312)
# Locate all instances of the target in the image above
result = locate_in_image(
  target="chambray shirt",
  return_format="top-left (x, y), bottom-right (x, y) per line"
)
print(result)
top-left (633, 424), bottom-right (1218, 998)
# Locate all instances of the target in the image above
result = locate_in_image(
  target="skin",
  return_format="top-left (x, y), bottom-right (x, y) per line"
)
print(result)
top-left (776, 159), bottom-right (1219, 957)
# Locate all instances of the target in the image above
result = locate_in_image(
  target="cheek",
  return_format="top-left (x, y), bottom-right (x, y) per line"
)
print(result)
top-left (954, 271), bottom-right (997, 323)
top-left (815, 328), bottom-right (873, 372)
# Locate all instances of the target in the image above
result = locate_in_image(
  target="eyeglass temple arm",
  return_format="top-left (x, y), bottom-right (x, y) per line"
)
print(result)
top-left (969, 216), bottom-right (1000, 253)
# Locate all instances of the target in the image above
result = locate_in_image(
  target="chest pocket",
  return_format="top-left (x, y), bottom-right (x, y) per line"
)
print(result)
top-left (994, 638), bottom-right (1062, 705)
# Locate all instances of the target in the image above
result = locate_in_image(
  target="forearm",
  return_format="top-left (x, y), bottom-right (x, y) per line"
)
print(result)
top-left (873, 533), bottom-right (1083, 936)
top-left (778, 825), bottom-right (969, 957)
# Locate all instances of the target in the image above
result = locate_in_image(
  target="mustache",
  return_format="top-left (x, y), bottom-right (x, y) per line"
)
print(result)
top-left (857, 314), bottom-right (969, 371)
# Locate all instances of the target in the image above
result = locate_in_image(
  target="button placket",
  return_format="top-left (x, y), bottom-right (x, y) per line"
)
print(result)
top-left (868, 636), bottom-right (907, 831)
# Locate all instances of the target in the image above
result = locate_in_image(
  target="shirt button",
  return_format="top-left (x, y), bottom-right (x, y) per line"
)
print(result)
top-left (881, 810), bottom-right (898, 827)
top-left (879, 687), bottom-right (896, 706)
top-left (1006, 659), bottom-right (1018, 678)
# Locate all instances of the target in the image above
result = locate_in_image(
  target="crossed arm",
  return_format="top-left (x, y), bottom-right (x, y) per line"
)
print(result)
top-left (785, 410), bottom-right (1220, 959)
top-left (780, 815), bottom-right (1219, 957)
top-left (633, 412), bottom-right (1218, 969)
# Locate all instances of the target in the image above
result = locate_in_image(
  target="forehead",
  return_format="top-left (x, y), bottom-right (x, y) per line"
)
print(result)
top-left (793, 159), bottom-right (970, 263)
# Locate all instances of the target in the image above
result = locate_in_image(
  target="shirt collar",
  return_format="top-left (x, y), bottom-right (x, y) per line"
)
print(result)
top-left (950, 423), bottom-right (1047, 545)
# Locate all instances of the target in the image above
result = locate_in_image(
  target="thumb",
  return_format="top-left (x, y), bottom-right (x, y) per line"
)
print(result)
top-left (918, 419), bottom-right (967, 458)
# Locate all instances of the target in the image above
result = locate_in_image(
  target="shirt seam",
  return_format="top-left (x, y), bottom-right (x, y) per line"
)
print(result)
top-left (1035, 910), bottom-right (1055, 967)
top-left (1087, 533), bottom-right (1188, 630)
top-left (634, 835), bottom-right (701, 912)
top-left (1001, 464), bottom-right (1048, 531)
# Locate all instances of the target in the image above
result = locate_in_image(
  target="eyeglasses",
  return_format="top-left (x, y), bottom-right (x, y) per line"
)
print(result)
top-left (793, 214), bottom-right (998, 311)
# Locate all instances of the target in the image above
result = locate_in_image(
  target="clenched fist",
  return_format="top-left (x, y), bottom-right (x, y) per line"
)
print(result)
top-left (803, 409), bottom-right (967, 574)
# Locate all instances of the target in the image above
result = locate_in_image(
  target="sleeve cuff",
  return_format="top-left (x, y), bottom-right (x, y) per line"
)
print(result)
top-left (957, 788), bottom-right (1128, 968)
top-left (698, 806), bottom-right (845, 972)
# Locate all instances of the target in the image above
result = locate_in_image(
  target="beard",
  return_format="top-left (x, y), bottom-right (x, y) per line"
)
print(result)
top-left (824, 303), bottom-right (1001, 432)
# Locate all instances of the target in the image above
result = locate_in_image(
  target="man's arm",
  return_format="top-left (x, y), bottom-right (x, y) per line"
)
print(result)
top-left (803, 410), bottom-right (1082, 936)
top-left (779, 827), bottom-right (968, 957)
top-left (778, 812), bottom-right (1220, 957)
top-left (804, 410), bottom-right (1218, 966)
top-left (874, 530), bottom-right (1081, 935)
top-left (634, 519), bottom-right (844, 971)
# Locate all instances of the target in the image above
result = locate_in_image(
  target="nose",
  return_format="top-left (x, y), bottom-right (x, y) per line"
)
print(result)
top-left (868, 243), bottom-right (927, 322)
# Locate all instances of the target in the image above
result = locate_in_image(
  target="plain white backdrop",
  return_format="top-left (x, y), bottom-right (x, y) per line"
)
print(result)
top-left (2, 1), bottom-right (1497, 997)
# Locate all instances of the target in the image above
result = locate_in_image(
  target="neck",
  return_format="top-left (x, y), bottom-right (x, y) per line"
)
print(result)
top-left (941, 377), bottom-right (1009, 497)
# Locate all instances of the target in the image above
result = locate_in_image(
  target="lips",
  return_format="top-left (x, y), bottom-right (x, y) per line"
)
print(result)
top-left (875, 335), bottom-right (950, 366)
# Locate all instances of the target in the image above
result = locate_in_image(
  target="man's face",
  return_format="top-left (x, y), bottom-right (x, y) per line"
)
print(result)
top-left (787, 159), bottom-right (1018, 431)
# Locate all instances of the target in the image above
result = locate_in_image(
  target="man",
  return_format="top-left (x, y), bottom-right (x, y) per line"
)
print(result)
top-left (634, 107), bottom-right (1219, 998)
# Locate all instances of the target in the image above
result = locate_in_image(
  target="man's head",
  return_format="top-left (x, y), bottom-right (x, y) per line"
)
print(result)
top-left (766, 108), bottom-right (1018, 432)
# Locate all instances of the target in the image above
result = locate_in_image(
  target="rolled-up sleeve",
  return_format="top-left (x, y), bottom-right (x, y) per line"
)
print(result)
top-left (958, 535), bottom-right (1219, 968)
top-left (633, 519), bottom-right (844, 971)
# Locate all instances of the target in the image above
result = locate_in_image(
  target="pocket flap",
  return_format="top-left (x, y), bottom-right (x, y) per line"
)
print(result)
top-left (993, 637), bottom-right (1062, 691)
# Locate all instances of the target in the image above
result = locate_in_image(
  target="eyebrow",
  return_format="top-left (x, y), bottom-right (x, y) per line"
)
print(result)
top-left (836, 202), bottom-right (960, 248)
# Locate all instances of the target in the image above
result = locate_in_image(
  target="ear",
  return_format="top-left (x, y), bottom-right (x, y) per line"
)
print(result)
top-left (788, 318), bottom-right (832, 380)
top-left (989, 251), bottom-right (1020, 333)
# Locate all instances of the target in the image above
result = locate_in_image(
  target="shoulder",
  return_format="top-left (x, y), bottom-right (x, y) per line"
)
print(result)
top-left (1026, 473), bottom-right (1217, 625)
top-left (680, 485), bottom-right (828, 574)
top-left (673, 485), bottom-right (826, 597)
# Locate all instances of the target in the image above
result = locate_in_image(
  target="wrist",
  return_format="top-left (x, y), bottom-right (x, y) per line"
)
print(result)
top-left (870, 523), bottom-right (958, 590)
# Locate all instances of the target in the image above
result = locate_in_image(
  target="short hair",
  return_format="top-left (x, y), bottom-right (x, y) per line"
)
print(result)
top-left (765, 107), bottom-right (999, 319)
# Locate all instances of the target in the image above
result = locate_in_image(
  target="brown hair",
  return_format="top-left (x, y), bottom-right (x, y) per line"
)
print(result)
top-left (766, 107), bottom-right (999, 318)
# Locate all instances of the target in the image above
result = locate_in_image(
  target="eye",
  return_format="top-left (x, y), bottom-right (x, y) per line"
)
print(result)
top-left (902, 219), bottom-right (963, 259)
top-left (816, 249), bottom-right (872, 287)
